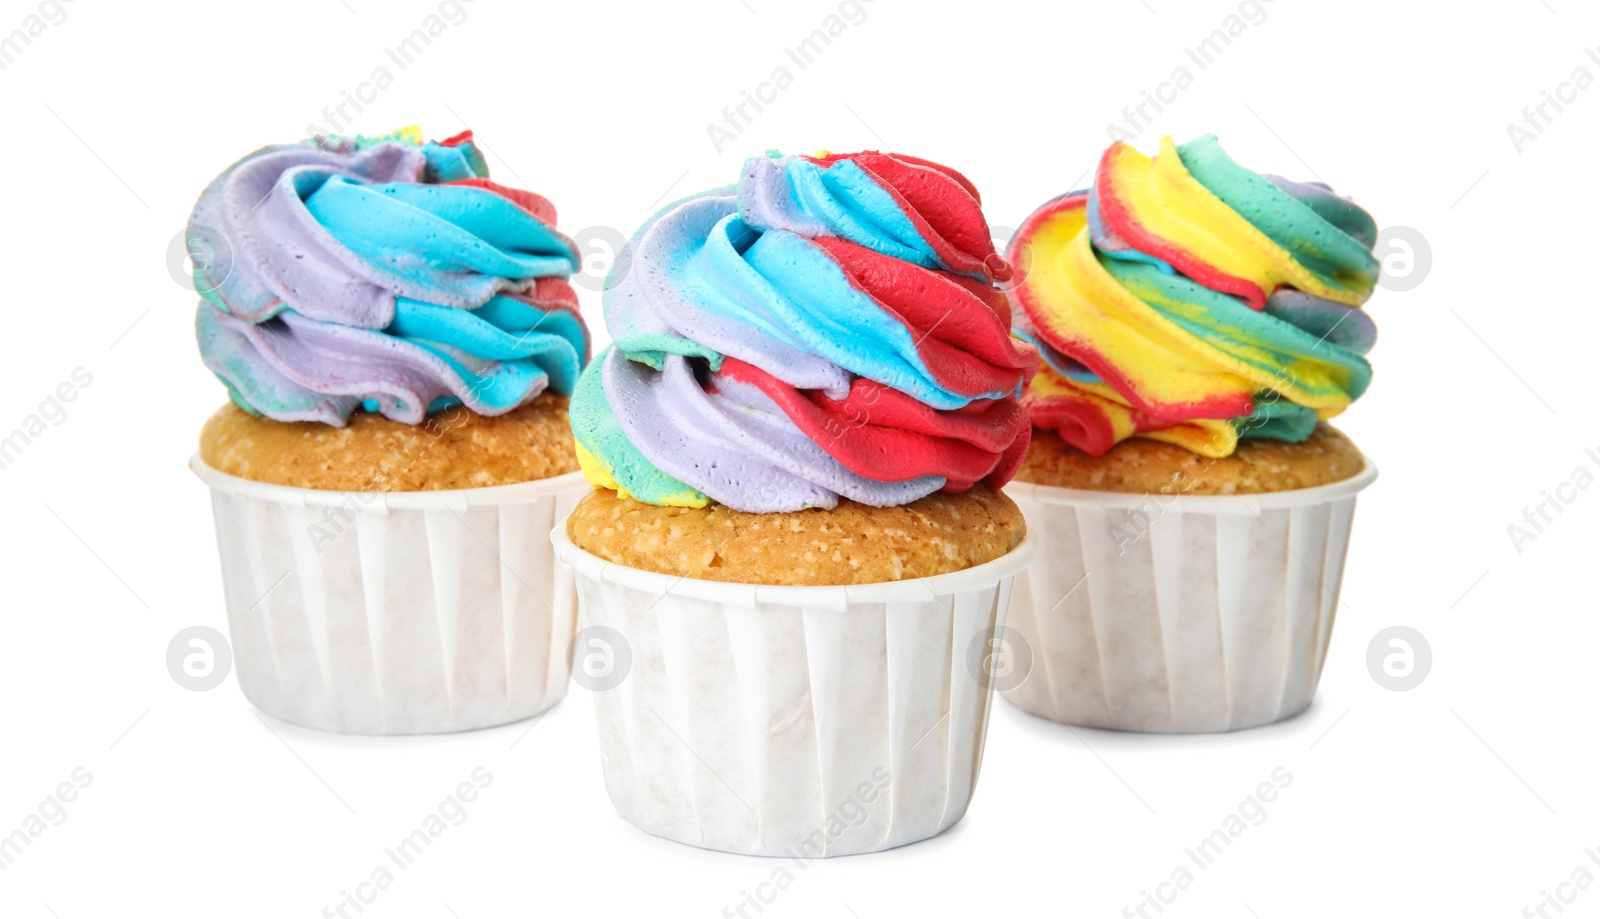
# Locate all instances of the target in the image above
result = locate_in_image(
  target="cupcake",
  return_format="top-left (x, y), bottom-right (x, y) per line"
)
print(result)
top-left (188, 126), bottom-right (591, 734)
top-left (1001, 135), bottom-right (1381, 733)
top-left (553, 150), bottom-right (1039, 855)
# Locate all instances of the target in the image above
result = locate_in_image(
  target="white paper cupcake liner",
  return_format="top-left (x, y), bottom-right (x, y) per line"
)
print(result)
top-left (192, 456), bottom-right (587, 735)
top-left (553, 526), bottom-right (1038, 857)
top-left (1002, 459), bottom-right (1377, 734)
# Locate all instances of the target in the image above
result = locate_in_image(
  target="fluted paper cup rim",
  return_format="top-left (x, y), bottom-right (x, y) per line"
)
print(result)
top-left (190, 454), bottom-right (589, 512)
top-left (1006, 453), bottom-right (1378, 515)
top-left (552, 522), bottom-right (1037, 611)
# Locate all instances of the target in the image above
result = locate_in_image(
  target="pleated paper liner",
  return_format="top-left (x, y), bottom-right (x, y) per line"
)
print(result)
top-left (192, 456), bottom-right (587, 735)
top-left (1002, 459), bottom-right (1378, 733)
top-left (554, 526), bottom-right (1038, 857)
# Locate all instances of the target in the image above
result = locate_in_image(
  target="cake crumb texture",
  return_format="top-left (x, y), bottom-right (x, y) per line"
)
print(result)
top-left (1015, 423), bottom-right (1365, 495)
top-left (566, 485), bottom-right (1027, 586)
top-left (198, 395), bottom-right (580, 491)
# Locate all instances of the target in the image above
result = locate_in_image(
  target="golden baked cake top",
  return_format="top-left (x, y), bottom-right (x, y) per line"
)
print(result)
top-left (566, 485), bottom-right (1026, 586)
top-left (199, 396), bottom-right (579, 492)
top-left (1015, 422), bottom-right (1365, 495)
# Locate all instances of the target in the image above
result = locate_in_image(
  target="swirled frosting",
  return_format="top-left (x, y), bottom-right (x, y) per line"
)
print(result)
top-left (1008, 134), bottom-right (1379, 458)
top-left (570, 150), bottom-right (1037, 513)
top-left (191, 126), bottom-right (588, 425)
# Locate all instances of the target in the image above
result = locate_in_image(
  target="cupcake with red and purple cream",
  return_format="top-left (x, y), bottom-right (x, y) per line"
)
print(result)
top-left (555, 149), bottom-right (1040, 856)
top-left (566, 149), bottom-right (1038, 583)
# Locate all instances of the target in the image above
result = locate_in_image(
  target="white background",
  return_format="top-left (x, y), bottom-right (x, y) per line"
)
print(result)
top-left (2, 0), bottom-right (1596, 916)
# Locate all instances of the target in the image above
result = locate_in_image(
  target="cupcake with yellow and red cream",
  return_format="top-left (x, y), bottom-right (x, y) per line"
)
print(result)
top-left (1001, 134), bottom-right (1381, 733)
